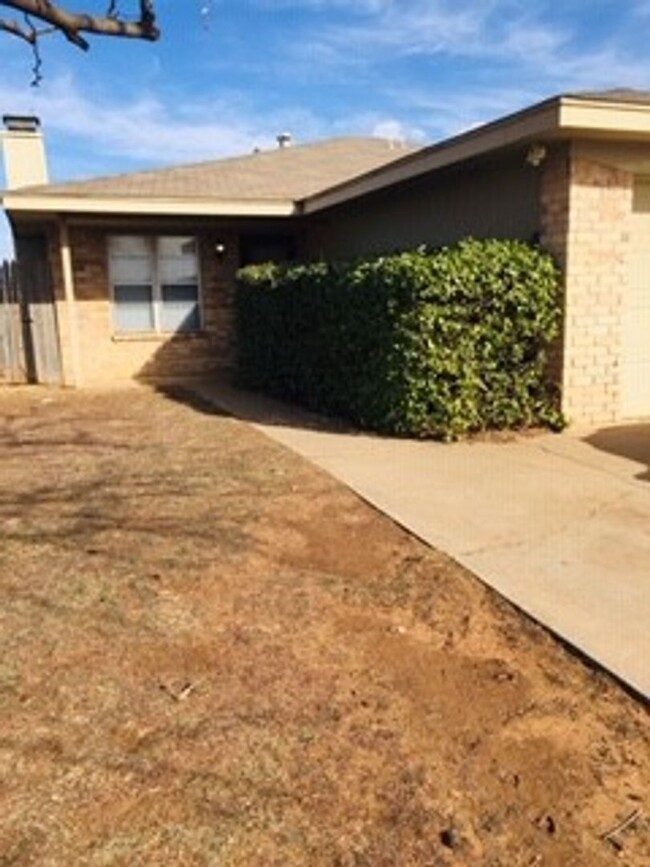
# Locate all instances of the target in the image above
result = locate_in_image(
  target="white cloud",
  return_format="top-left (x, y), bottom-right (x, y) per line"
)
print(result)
top-left (0, 73), bottom-right (336, 185)
top-left (0, 71), bottom-right (425, 191)
top-left (252, 0), bottom-right (390, 11)
top-left (0, 76), bottom-right (272, 170)
top-left (283, 0), bottom-right (646, 96)
top-left (371, 119), bottom-right (421, 143)
top-left (390, 86), bottom-right (543, 141)
top-left (300, 0), bottom-right (494, 61)
top-left (0, 0), bottom-right (646, 191)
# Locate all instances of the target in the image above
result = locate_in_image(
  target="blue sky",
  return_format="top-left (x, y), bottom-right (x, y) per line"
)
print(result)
top-left (1, 0), bottom-right (649, 256)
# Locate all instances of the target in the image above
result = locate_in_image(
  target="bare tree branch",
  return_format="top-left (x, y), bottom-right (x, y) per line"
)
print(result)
top-left (0, 15), bottom-right (36, 43)
top-left (0, 1), bottom-right (159, 51)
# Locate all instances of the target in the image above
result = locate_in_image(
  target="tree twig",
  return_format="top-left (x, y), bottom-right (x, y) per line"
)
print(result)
top-left (0, 15), bottom-right (36, 42)
top-left (601, 808), bottom-right (642, 846)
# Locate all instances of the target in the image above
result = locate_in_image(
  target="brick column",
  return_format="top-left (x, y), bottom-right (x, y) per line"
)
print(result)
top-left (48, 227), bottom-right (77, 387)
top-left (541, 145), bottom-right (633, 425)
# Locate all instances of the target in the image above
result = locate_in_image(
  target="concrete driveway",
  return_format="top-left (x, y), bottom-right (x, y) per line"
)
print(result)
top-left (188, 381), bottom-right (650, 698)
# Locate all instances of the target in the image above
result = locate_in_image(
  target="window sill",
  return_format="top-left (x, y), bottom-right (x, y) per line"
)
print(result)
top-left (112, 331), bottom-right (208, 343)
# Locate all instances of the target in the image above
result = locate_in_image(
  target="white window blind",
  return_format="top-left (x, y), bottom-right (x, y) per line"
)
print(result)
top-left (109, 236), bottom-right (201, 334)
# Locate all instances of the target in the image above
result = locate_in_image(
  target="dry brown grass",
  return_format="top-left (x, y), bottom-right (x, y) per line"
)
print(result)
top-left (0, 386), bottom-right (647, 866)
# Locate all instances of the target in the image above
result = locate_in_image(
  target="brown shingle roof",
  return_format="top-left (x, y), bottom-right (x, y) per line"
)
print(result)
top-left (570, 88), bottom-right (650, 105)
top-left (27, 137), bottom-right (418, 202)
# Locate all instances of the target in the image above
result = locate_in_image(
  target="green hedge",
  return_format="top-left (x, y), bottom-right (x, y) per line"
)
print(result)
top-left (235, 239), bottom-right (564, 439)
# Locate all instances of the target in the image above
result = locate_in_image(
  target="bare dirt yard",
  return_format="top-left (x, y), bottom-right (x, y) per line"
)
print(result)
top-left (0, 385), bottom-right (647, 867)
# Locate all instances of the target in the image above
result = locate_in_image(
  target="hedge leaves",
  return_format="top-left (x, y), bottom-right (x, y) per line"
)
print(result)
top-left (235, 240), bottom-right (564, 438)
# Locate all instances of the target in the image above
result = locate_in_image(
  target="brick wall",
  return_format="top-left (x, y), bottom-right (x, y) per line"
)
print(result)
top-left (52, 225), bottom-right (238, 387)
top-left (541, 145), bottom-right (633, 424)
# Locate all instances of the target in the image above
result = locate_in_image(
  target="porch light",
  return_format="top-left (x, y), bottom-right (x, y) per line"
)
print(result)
top-left (526, 143), bottom-right (547, 167)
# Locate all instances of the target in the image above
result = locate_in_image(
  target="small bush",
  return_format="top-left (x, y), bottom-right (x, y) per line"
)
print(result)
top-left (235, 239), bottom-right (564, 439)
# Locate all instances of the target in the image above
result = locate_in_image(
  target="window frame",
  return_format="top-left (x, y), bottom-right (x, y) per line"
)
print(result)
top-left (108, 234), bottom-right (203, 336)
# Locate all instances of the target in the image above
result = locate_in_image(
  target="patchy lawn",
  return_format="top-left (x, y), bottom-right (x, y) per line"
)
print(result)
top-left (0, 386), bottom-right (647, 867)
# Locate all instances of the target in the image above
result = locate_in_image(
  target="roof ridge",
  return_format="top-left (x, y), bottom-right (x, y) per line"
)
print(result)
top-left (14, 135), bottom-right (417, 201)
top-left (24, 135), bottom-right (402, 194)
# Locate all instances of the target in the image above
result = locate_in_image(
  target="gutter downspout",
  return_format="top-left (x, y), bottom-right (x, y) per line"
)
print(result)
top-left (58, 219), bottom-right (81, 387)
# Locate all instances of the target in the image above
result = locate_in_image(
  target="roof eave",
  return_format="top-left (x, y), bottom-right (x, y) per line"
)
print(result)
top-left (557, 96), bottom-right (650, 139)
top-left (4, 95), bottom-right (650, 221)
top-left (302, 95), bottom-right (650, 214)
top-left (1, 193), bottom-right (299, 219)
top-left (301, 99), bottom-right (561, 214)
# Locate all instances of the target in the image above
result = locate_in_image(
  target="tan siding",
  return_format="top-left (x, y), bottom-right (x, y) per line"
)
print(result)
top-left (304, 152), bottom-right (541, 260)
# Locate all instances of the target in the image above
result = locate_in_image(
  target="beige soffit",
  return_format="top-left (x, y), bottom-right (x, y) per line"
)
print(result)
top-left (0, 193), bottom-right (298, 217)
top-left (1, 137), bottom-right (416, 217)
top-left (558, 95), bottom-right (650, 137)
top-left (303, 92), bottom-right (650, 214)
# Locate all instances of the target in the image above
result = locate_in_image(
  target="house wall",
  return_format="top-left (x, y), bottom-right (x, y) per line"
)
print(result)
top-left (12, 137), bottom-right (649, 422)
top-left (49, 224), bottom-right (240, 387)
top-left (540, 142), bottom-right (636, 424)
top-left (309, 140), bottom-right (648, 426)
top-left (304, 150), bottom-right (541, 259)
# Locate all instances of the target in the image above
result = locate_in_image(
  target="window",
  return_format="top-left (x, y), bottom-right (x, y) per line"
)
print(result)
top-left (109, 236), bottom-right (201, 334)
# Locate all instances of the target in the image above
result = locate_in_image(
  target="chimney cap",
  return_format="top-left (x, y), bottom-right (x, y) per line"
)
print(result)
top-left (3, 115), bottom-right (41, 133)
top-left (276, 132), bottom-right (292, 149)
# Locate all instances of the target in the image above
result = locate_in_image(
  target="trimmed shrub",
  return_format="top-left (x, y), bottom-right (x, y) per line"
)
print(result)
top-left (235, 239), bottom-right (564, 439)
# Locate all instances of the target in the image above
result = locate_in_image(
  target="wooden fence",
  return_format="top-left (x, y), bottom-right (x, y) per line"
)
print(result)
top-left (0, 258), bottom-right (25, 382)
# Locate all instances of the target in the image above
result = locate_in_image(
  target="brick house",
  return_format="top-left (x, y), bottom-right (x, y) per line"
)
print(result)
top-left (1, 89), bottom-right (649, 425)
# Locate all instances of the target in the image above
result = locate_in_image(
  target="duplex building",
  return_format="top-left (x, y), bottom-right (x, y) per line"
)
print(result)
top-left (2, 89), bottom-right (649, 425)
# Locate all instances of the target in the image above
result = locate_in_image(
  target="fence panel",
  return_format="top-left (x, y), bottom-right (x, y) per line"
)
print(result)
top-left (0, 259), bottom-right (26, 382)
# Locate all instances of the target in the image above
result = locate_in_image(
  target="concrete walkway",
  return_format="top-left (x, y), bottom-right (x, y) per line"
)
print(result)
top-left (185, 381), bottom-right (650, 698)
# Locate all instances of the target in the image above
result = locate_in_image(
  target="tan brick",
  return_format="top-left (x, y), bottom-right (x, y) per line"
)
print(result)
top-left (540, 145), bottom-right (633, 424)
top-left (51, 226), bottom-right (239, 386)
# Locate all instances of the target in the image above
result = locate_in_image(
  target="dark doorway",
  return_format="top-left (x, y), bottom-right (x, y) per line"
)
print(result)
top-left (240, 234), bottom-right (296, 267)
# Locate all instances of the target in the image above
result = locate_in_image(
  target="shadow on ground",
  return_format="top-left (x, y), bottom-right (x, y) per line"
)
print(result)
top-left (154, 377), bottom-right (361, 436)
top-left (583, 423), bottom-right (650, 482)
top-left (154, 382), bottom-right (232, 419)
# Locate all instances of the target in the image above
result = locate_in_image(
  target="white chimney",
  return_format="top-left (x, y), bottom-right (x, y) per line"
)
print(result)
top-left (1, 115), bottom-right (49, 189)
